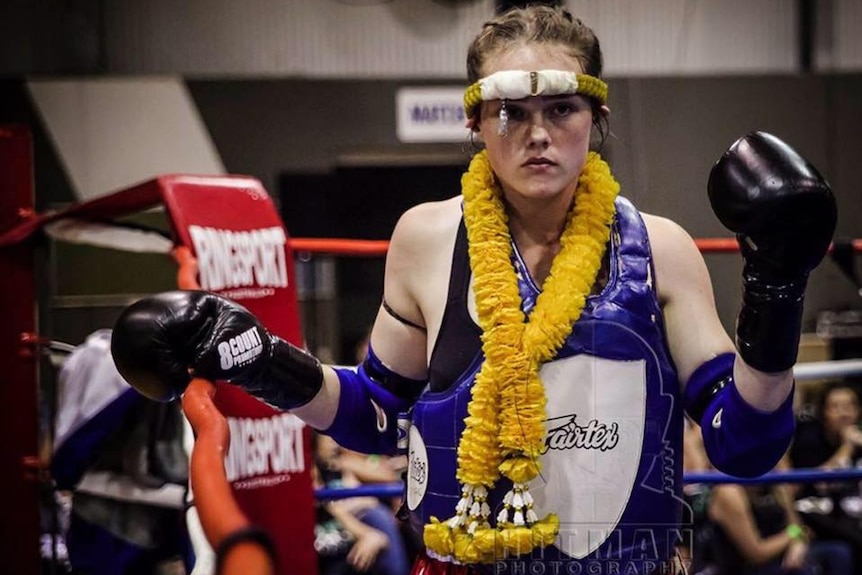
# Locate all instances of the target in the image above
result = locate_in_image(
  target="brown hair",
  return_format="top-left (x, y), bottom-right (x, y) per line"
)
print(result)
top-left (466, 5), bottom-right (604, 84)
top-left (466, 5), bottom-right (608, 147)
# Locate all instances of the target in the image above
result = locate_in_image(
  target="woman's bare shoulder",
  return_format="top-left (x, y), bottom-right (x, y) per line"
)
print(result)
top-left (641, 212), bottom-right (696, 251)
top-left (641, 211), bottom-right (705, 275)
top-left (396, 196), bottom-right (462, 232)
top-left (390, 196), bottom-right (463, 250)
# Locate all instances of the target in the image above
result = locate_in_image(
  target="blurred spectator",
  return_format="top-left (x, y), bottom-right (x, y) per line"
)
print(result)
top-left (52, 329), bottom-right (192, 575)
top-left (789, 382), bottom-right (862, 573)
top-left (312, 432), bottom-right (410, 575)
top-left (707, 452), bottom-right (853, 575)
top-left (708, 477), bottom-right (810, 575)
top-left (680, 421), bottom-right (717, 574)
top-left (312, 468), bottom-right (390, 575)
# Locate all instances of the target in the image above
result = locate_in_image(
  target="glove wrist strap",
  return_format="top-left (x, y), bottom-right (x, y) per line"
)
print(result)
top-left (240, 336), bottom-right (324, 409)
top-left (737, 270), bottom-right (807, 373)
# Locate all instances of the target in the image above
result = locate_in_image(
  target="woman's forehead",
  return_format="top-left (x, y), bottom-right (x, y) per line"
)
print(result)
top-left (483, 93), bottom-right (586, 109)
top-left (482, 43), bottom-right (584, 76)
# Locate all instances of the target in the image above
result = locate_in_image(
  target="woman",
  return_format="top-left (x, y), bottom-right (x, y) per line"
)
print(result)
top-left (110, 5), bottom-right (836, 574)
top-left (708, 479), bottom-right (812, 575)
top-left (312, 432), bottom-right (410, 575)
top-left (792, 383), bottom-right (862, 472)
top-left (683, 426), bottom-right (852, 575)
top-left (790, 383), bottom-right (862, 573)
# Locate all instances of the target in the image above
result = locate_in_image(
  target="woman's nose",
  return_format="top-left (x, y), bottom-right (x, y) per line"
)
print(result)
top-left (527, 116), bottom-right (550, 147)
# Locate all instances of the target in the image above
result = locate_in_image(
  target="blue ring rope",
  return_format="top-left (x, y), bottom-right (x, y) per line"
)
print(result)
top-left (314, 468), bottom-right (862, 500)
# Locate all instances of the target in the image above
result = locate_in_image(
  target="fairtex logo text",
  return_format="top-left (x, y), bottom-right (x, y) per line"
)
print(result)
top-left (218, 327), bottom-right (264, 370)
top-left (543, 414), bottom-right (620, 453)
top-left (189, 225), bottom-right (288, 291)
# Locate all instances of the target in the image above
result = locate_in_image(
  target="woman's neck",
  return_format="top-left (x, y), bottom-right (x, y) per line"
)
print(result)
top-left (505, 192), bottom-right (574, 248)
top-left (505, 194), bottom-right (574, 286)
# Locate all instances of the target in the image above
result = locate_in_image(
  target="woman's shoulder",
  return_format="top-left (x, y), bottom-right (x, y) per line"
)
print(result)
top-left (392, 197), bottom-right (462, 238)
top-left (640, 212), bottom-right (695, 245)
top-left (388, 196), bottom-right (463, 256)
top-left (384, 196), bottom-right (463, 300)
top-left (639, 211), bottom-right (704, 275)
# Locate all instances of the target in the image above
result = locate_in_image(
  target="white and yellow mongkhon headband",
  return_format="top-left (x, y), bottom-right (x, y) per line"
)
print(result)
top-left (463, 69), bottom-right (608, 135)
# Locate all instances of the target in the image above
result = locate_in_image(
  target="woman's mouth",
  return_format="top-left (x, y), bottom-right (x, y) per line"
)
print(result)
top-left (524, 157), bottom-right (554, 167)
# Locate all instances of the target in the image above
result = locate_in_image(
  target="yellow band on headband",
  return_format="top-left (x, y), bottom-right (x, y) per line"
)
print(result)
top-left (463, 69), bottom-right (608, 118)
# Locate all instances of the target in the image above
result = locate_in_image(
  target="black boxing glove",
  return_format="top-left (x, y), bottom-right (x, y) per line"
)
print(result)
top-left (111, 290), bottom-right (323, 407)
top-left (708, 131), bottom-right (837, 372)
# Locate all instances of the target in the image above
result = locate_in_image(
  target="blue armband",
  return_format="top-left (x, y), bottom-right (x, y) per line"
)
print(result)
top-left (323, 344), bottom-right (427, 455)
top-left (684, 353), bottom-right (795, 477)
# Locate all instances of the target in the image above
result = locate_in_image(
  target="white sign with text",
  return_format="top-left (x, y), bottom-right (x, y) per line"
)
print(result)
top-left (396, 87), bottom-right (470, 143)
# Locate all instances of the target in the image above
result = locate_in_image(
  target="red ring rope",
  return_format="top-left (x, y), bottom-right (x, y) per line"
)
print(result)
top-left (284, 237), bottom-right (862, 257)
top-left (183, 379), bottom-right (275, 575)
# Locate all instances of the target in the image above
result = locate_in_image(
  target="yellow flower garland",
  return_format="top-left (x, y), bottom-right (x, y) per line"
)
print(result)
top-left (423, 149), bottom-right (620, 564)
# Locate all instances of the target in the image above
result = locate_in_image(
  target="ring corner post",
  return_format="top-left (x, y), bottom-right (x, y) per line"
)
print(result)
top-left (0, 124), bottom-right (41, 575)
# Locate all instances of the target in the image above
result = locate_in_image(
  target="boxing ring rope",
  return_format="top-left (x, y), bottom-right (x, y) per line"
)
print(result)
top-left (183, 378), bottom-right (275, 575)
top-left (282, 237), bottom-right (862, 258)
top-left (23, 231), bottom-right (848, 575)
top-left (316, 466), bottom-right (862, 504)
top-left (794, 359), bottom-right (862, 380)
top-left (289, 238), bottom-right (391, 257)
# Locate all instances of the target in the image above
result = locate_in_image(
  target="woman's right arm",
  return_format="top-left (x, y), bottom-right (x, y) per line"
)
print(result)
top-left (297, 199), bottom-right (458, 444)
top-left (368, 197), bottom-right (461, 379)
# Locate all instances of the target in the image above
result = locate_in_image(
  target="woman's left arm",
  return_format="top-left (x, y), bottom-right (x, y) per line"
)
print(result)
top-left (647, 214), bottom-right (794, 477)
top-left (647, 214), bottom-right (793, 406)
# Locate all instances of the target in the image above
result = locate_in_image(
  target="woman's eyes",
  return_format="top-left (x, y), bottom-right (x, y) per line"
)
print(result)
top-left (506, 105), bottom-right (528, 121)
top-left (549, 101), bottom-right (578, 117)
top-left (505, 100), bottom-right (581, 122)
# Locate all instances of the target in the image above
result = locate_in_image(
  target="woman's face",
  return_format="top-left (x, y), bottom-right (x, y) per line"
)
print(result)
top-left (476, 42), bottom-right (594, 203)
top-left (823, 388), bottom-right (861, 436)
